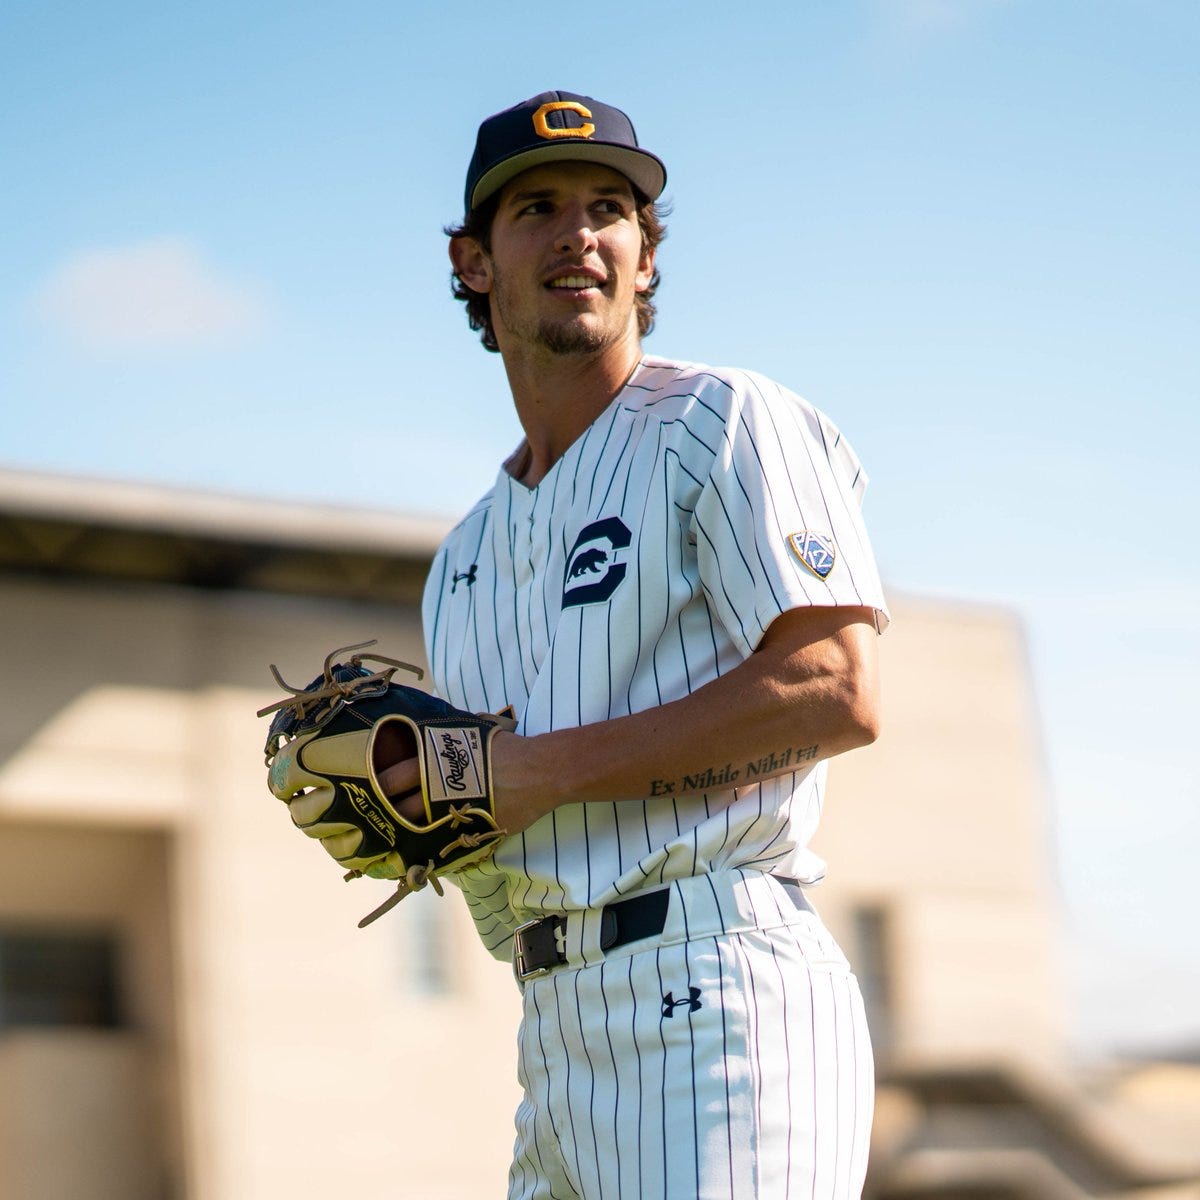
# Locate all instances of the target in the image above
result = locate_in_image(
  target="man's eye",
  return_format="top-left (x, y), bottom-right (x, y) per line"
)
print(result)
top-left (519, 200), bottom-right (553, 216)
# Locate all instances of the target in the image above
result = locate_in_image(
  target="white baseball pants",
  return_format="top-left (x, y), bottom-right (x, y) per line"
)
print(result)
top-left (507, 870), bottom-right (874, 1200)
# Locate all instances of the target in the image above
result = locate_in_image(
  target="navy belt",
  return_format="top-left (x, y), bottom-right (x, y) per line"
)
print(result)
top-left (513, 876), bottom-right (811, 982)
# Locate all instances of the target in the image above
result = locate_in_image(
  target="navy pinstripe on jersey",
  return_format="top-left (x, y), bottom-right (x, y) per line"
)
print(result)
top-left (421, 357), bottom-right (889, 958)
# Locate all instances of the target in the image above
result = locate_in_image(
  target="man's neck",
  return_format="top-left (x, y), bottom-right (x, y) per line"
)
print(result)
top-left (501, 336), bottom-right (643, 489)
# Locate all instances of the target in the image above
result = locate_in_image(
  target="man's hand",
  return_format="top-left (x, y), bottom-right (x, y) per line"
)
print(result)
top-left (377, 730), bottom-right (532, 832)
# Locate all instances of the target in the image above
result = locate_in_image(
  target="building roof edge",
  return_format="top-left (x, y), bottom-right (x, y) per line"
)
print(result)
top-left (0, 465), bottom-right (454, 559)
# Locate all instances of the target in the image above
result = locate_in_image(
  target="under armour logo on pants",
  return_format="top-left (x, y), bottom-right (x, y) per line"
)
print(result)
top-left (661, 987), bottom-right (702, 1017)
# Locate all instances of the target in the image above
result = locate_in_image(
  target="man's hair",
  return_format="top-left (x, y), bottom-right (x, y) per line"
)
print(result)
top-left (445, 190), bottom-right (669, 353)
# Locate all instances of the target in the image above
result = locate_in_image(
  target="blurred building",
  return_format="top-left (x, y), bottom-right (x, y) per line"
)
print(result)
top-left (0, 466), bottom-right (1196, 1200)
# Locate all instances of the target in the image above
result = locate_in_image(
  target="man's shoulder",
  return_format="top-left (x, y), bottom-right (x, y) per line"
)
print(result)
top-left (633, 356), bottom-right (816, 419)
top-left (634, 356), bottom-right (862, 481)
top-left (434, 488), bottom-right (494, 556)
top-left (636, 354), bottom-right (758, 394)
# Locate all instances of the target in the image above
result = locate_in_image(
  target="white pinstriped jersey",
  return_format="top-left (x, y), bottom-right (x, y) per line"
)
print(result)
top-left (422, 356), bottom-right (889, 960)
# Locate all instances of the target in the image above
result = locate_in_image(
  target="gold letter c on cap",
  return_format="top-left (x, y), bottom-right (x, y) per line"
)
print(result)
top-left (532, 101), bottom-right (595, 140)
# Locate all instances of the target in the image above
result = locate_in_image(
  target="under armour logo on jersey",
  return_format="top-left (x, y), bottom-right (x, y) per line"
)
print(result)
top-left (562, 517), bottom-right (632, 608)
top-left (661, 987), bottom-right (702, 1018)
top-left (788, 531), bottom-right (837, 580)
top-left (451, 564), bottom-right (477, 592)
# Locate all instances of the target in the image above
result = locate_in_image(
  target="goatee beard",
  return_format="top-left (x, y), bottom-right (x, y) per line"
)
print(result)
top-left (535, 321), bottom-right (612, 356)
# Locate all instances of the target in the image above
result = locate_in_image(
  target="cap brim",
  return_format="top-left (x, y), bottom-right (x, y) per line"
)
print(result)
top-left (469, 142), bottom-right (666, 212)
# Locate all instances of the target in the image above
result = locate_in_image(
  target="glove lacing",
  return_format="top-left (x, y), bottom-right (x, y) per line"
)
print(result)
top-left (354, 861), bottom-right (443, 928)
top-left (256, 640), bottom-right (424, 721)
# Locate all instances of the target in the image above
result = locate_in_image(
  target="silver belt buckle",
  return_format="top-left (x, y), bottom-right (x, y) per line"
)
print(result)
top-left (513, 917), bottom-right (555, 982)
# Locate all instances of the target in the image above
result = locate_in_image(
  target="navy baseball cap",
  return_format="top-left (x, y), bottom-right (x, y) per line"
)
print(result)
top-left (464, 90), bottom-right (667, 214)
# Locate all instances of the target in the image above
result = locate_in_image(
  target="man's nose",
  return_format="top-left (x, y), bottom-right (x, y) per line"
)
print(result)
top-left (554, 210), bottom-right (599, 256)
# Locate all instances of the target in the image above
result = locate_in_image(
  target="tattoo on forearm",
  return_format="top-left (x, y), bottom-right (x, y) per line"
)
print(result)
top-left (648, 742), bottom-right (820, 798)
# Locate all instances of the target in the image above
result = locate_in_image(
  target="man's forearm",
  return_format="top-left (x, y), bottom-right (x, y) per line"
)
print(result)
top-left (491, 605), bottom-right (881, 833)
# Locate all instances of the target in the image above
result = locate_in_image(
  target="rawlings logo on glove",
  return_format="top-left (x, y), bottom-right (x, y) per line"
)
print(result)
top-left (258, 641), bottom-right (513, 926)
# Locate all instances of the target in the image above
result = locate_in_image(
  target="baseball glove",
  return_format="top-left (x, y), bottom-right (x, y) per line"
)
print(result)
top-left (258, 641), bottom-right (513, 926)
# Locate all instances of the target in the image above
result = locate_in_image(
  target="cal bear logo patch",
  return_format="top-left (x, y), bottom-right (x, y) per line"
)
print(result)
top-left (563, 517), bottom-right (632, 607)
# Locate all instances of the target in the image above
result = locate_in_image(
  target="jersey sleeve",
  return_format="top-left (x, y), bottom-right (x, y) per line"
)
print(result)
top-left (691, 371), bottom-right (889, 659)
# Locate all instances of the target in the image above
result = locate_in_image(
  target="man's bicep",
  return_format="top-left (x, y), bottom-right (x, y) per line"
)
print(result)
top-left (758, 604), bottom-right (880, 660)
top-left (755, 605), bottom-right (882, 737)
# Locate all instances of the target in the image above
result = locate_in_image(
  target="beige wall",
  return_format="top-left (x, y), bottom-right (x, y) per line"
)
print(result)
top-left (1, 577), bottom-right (522, 1200)
top-left (818, 594), bottom-right (1067, 1066)
top-left (0, 573), bottom-right (1065, 1197)
top-left (0, 1031), bottom-right (164, 1200)
top-left (0, 824), bottom-right (177, 1199)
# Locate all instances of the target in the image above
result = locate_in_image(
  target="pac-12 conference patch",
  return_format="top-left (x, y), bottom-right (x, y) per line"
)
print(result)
top-left (788, 531), bottom-right (836, 580)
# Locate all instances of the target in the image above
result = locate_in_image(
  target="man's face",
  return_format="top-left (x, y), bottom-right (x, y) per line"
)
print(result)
top-left (455, 161), bottom-right (656, 359)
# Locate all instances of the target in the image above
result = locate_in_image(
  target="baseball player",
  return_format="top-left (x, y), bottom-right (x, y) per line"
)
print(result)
top-left (386, 91), bottom-right (889, 1198)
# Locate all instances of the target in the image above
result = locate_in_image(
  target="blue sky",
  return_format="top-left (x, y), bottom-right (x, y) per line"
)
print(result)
top-left (2, 1), bottom-right (1197, 1055)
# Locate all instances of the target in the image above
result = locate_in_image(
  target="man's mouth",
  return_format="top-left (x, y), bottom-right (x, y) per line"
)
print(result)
top-left (547, 275), bottom-right (604, 290)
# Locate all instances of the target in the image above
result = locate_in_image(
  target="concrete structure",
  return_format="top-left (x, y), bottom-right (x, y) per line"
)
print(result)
top-left (0, 466), bottom-right (1196, 1200)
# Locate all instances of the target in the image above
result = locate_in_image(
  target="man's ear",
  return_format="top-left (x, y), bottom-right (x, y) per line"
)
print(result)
top-left (634, 244), bottom-right (656, 294)
top-left (450, 236), bottom-right (492, 293)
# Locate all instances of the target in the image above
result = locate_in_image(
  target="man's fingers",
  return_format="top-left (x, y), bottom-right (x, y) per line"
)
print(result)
top-left (378, 759), bottom-right (427, 825)
top-left (378, 758), bottom-right (420, 798)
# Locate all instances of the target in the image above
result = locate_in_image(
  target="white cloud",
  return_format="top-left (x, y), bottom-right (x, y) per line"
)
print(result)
top-left (32, 237), bottom-right (271, 351)
top-left (895, 0), bottom-right (967, 31)
top-left (877, 0), bottom-right (1007, 39)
